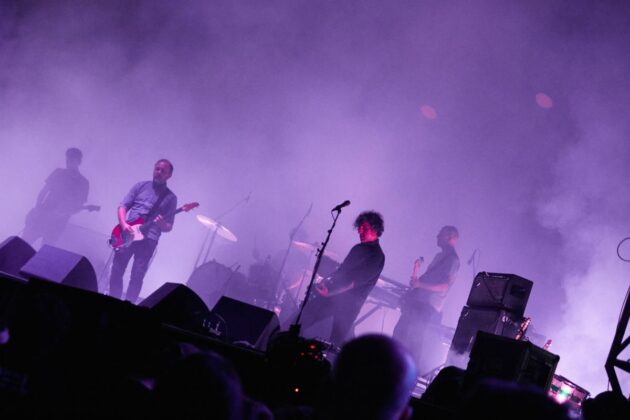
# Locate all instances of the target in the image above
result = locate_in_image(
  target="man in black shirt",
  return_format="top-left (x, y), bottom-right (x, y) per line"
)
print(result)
top-left (393, 225), bottom-right (460, 372)
top-left (23, 148), bottom-right (94, 246)
top-left (299, 211), bottom-right (386, 346)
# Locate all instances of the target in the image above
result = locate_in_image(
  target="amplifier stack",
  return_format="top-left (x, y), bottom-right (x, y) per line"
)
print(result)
top-left (447, 272), bottom-right (533, 368)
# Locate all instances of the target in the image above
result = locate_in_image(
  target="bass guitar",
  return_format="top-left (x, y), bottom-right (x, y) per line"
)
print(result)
top-left (399, 256), bottom-right (427, 312)
top-left (108, 202), bottom-right (199, 251)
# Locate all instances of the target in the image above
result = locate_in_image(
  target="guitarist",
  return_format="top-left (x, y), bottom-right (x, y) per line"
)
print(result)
top-left (23, 147), bottom-right (96, 246)
top-left (108, 159), bottom-right (177, 303)
top-left (299, 211), bottom-right (386, 347)
top-left (392, 225), bottom-right (459, 372)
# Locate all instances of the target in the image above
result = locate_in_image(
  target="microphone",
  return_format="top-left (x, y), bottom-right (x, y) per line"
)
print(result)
top-left (331, 200), bottom-right (351, 212)
top-left (467, 249), bottom-right (478, 265)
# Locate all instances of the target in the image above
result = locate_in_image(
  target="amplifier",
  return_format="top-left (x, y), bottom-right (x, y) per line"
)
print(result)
top-left (464, 331), bottom-right (559, 391)
top-left (467, 272), bottom-right (532, 316)
top-left (447, 306), bottom-right (525, 369)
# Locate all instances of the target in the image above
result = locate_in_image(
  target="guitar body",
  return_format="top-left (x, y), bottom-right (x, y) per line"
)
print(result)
top-left (108, 202), bottom-right (199, 252)
top-left (109, 218), bottom-right (145, 251)
top-left (399, 257), bottom-right (426, 313)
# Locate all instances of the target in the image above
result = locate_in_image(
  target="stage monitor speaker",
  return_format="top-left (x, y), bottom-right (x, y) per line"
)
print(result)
top-left (139, 282), bottom-right (211, 333)
top-left (0, 236), bottom-right (36, 277)
top-left (447, 306), bottom-right (525, 369)
top-left (464, 331), bottom-right (559, 392)
top-left (19, 245), bottom-right (97, 293)
top-left (467, 272), bottom-right (533, 316)
top-left (211, 296), bottom-right (279, 351)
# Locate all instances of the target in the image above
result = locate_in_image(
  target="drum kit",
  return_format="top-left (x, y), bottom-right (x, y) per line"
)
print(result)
top-left (187, 213), bottom-right (343, 312)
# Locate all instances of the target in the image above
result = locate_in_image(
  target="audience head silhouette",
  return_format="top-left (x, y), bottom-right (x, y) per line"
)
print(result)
top-left (327, 334), bottom-right (417, 420)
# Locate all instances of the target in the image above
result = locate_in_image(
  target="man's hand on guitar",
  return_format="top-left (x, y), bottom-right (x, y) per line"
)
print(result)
top-left (154, 214), bottom-right (171, 231)
top-left (121, 222), bottom-right (134, 233)
top-left (315, 282), bottom-right (330, 297)
top-left (409, 257), bottom-right (423, 288)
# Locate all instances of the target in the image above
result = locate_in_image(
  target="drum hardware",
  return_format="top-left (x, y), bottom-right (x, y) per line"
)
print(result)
top-left (273, 203), bottom-right (312, 312)
top-left (291, 241), bottom-right (339, 259)
top-left (192, 193), bottom-right (249, 273)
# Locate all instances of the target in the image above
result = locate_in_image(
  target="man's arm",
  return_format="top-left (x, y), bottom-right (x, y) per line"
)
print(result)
top-left (316, 244), bottom-right (382, 296)
top-left (117, 207), bottom-right (133, 233)
top-left (34, 170), bottom-right (59, 207)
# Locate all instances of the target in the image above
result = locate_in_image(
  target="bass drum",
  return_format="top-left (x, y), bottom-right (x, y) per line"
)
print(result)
top-left (187, 260), bottom-right (250, 310)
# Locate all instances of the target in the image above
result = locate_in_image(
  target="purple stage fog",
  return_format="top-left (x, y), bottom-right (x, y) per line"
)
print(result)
top-left (1, 0), bottom-right (629, 397)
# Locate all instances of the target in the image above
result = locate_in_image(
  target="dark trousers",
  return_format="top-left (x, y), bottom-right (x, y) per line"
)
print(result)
top-left (393, 303), bottom-right (440, 372)
top-left (298, 295), bottom-right (360, 347)
top-left (108, 239), bottom-right (157, 304)
top-left (22, 211), bottom-right (67, 246)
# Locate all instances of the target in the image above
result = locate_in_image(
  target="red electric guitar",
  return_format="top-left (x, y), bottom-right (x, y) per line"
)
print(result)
top-left (108, 202), bottom-right (199, 251)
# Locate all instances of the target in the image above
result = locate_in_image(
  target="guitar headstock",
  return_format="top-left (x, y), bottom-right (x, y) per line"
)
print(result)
top-left (181, 202), bottom-right (200, 212)
top-left (412, 256), bottom-right (424, 278)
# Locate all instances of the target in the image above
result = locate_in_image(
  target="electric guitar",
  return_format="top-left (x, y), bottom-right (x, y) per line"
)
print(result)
top-left (108, 202), bottom-right (199, 251)
top-left (26, 204), bottom-right (101, 223)
top-left (399, 256), bottom-right (426, 311)
top-left (24, 204), bottom-right (101, 235)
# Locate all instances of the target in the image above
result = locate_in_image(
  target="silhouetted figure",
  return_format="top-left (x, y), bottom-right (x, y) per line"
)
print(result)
top-left (394, 225), bottom-right (459, 373)
top-left (418, 365), bottom-right (466, 417)
top-left (457, 378), bottom-right (570, 420)
top-left (320, 334), bottom-right (417, 420)
top-left (299, 211), bottom-right (386, 347)
top-left (582, 390), bottom-right (630, 420)
top-left (22, 148), bottom-right (96, 246)
top-left (152, 351), bottom-right (244, 420)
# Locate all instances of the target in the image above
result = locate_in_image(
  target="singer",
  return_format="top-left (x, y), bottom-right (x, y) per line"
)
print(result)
top-left (298, 211), bottom-right (385, 347)
top-left (393, 225), bottom-right (460, 373)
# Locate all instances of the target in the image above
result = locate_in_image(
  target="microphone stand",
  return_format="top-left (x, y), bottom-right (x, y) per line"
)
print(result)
top-left (273, 203), bottom-right (312, 307)
top-left (192, 193), bottom-right (250, 272)
top-left (290, 207), bottom-right (343, 337)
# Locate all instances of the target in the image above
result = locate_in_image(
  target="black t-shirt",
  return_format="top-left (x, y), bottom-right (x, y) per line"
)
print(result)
top-left (327, 240), bottom-right (385, 307)
top-left (39, 168), bottom-right (89, 218)
top-left (408, 245), bottom-right (459, 311)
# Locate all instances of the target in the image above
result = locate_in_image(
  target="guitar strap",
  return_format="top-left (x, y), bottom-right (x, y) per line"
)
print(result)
top-left (145, 187), bottom-right (171, 221)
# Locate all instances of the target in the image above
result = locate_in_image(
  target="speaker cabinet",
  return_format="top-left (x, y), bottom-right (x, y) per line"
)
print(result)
top-left (19, 245), bottom-right (97, 292)
top-left (465, 331), bottom-right (559, 391)
top-left (467, 272), bottom-right (533, 316)
top-left (0, 236), bottom-right (36, 277)
top-left (211, 296), bottom-right (279, 351)
top-left (139, 283), bottom-right (211, 333)
top-left (447, 306), bottom-right (525, 368)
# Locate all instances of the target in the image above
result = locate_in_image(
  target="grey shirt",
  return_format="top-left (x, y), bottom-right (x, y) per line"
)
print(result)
top-left (421, 245), bottom-right (460, 311)
top-left (120, 181), bottom-right (177, 241)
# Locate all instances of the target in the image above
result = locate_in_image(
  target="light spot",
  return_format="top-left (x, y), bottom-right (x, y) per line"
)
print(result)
top-left (420, 105), bottom-right (437, 120)
top-left (536, 93), bottom-right (553, 109)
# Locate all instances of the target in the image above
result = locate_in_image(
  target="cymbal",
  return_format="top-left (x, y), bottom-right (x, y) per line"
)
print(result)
top-left (196, 215), bottom-right (238, 242)
top-left (292, 240), bottom-right (339, 259)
